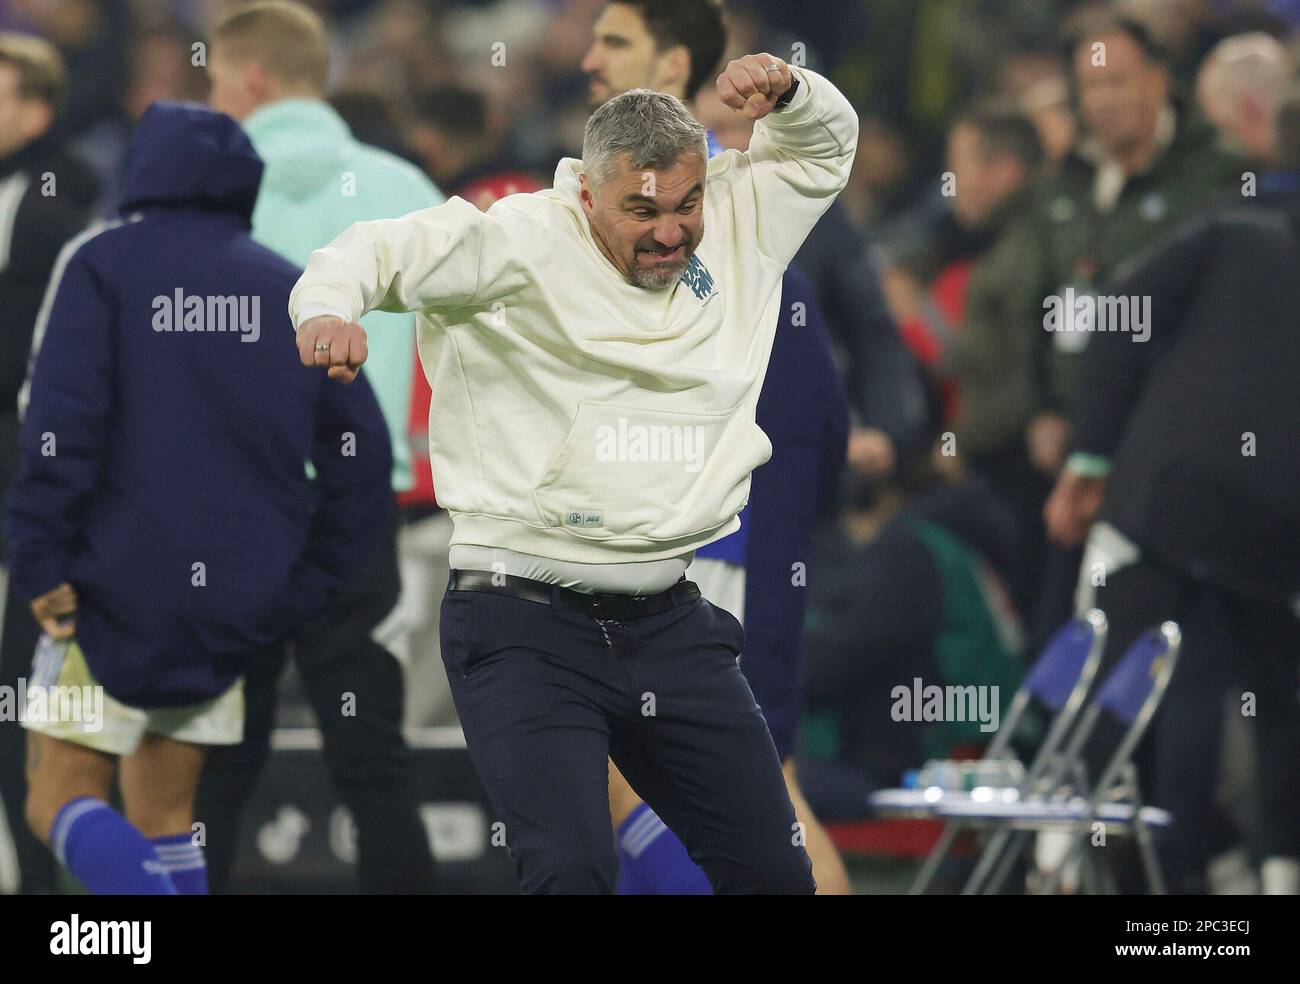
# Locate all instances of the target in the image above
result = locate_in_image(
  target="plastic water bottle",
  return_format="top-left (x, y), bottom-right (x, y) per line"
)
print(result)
top-left (916, 758), bottom-right (1025, 791)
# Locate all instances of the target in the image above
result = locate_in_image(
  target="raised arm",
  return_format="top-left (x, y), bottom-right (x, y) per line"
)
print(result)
top-left (716, 55), bottom-right (859, 268)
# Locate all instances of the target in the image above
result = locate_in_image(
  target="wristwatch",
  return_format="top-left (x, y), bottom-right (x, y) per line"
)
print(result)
top-left (773, 76), bottom-right (800, 112)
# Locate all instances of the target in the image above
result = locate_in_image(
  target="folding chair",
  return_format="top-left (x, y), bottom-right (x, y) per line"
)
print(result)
top-left (893, 609), bottom-right (1108, 894)
top-left (952, 621), bottom-right (1182, 895)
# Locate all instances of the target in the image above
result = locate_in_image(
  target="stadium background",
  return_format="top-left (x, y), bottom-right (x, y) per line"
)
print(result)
top-left (0, 0), bottom-right (1296, 894)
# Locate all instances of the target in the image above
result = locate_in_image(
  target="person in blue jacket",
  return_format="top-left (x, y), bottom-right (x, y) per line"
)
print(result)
top-left (5, 102), bottom-right (391, 895)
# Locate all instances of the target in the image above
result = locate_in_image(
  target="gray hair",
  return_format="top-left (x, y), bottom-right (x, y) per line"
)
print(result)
top-left (1201, 32), bottom-right (1291, 109)
top-left (582, 88), bottom-right (708, 189)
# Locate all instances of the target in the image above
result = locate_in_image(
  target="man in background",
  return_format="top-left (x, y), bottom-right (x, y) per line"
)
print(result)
top-left (936, 103), bottom-right (1049, 618)
top-left (0, 31), bottom-right (98, 895)
top-left (10, 102), bottom-right (391, 894)
top-left (801, 463), bottom-right (1024, 825)
top-left (1197, 31), bottom-right (1292, 167)
top-left (1044, 84), bottom-right (1300, 897)
top-left (199, 0), bottom-right (440, 894)
top-left (1025, 13), bottom-right (1241, 643)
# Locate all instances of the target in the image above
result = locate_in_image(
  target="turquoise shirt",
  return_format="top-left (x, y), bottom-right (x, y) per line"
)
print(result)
top-left (243, 99), bottom-right (444, 492)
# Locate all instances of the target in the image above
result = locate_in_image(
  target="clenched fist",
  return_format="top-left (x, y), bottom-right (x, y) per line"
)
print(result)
top-left (716, 53), bottom-right (794, 120)
top-left (297, 315), bottom-right (369, 383)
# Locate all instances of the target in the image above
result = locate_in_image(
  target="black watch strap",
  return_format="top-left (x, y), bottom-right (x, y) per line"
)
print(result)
top-left (773, 76), bottom-right (800, 112)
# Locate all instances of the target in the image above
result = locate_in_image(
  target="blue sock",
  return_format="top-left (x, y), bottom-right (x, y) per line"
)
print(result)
top-left (615, 803), bottom-right (712, 895)
top-left (151, 833), bottom-right (208, 895)
top-left (50, 798), bottom-right (178, 895)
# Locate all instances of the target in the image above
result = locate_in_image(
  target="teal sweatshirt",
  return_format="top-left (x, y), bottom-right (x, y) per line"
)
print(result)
top-left (243, 99), bottom-right (443, 492)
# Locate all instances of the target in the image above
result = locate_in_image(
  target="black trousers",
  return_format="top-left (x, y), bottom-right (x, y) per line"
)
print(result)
top-left (196, 509), bottom-right (436, 894)
top-left (1090, 555), bottom-right (1300, 892)
top-left (440, 580), bottom-right (816, 895)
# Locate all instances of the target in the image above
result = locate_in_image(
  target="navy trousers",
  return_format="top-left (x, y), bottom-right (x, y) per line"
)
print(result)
top-left (1089, 556), bottom-right (1300, 893)
top-left (440, 580), bottom-right (816, 895)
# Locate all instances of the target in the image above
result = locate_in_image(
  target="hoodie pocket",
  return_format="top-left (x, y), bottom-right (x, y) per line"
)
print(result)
top-left (532, 401), bottom-right (769, 544)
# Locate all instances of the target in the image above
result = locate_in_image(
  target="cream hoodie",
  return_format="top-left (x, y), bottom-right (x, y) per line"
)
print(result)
top-left (289, 67), bottom-right (858, 565)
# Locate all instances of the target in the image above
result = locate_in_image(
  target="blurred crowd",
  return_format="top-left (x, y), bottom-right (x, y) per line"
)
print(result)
top-left (1, 0), bottom-right (1298, 895)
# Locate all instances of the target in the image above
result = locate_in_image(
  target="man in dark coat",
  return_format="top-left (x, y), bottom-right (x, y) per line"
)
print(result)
top-left (6, 102), bottom-right (391, 894)
top-left (1045, 87), bottom-right (1300, 894)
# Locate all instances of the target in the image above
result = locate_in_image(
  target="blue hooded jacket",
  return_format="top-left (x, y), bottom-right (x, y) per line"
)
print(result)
top-left (5, 102), bottom-right (392, 707)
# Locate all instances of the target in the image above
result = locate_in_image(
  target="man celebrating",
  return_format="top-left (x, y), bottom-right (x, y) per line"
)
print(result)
top-left (291, 55), bottom-right (857, 893)
top-left (581, 0), bottom-right (851, 895)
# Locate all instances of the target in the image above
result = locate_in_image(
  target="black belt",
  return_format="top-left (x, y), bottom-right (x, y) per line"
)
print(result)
top-left (447, 569), bottom-right (700, 619)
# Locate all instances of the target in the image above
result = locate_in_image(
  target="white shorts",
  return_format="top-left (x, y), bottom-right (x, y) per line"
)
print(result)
top-left (21, 635), bottom-right (245, 757)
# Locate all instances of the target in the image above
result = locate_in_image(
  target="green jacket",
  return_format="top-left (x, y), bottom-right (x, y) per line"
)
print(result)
top-left (1030, 108), bottom-right (1242, 411)
top-left (244, 99), bottom-right (444, 492)
top-left (945, 186), bottom-right (1048, 461)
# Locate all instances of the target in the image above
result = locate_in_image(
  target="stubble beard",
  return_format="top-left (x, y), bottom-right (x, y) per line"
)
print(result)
top-left (629, 260), bottom-right (689, 290)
